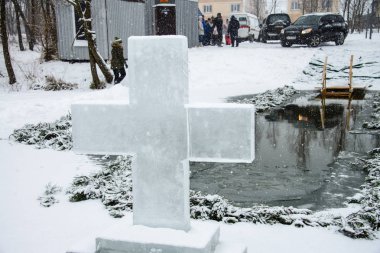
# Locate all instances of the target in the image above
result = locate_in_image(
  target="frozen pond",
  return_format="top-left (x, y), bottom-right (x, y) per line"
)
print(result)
top-left (190, 92), bottom-right (380, 210)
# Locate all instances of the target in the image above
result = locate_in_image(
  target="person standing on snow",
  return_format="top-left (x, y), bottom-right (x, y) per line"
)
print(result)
top-left (228, 15), bottom-right (240, 47)
top-left (110, 37), bottom-right (126, 84)
top-left (213, 13), bottom-right (223, 47)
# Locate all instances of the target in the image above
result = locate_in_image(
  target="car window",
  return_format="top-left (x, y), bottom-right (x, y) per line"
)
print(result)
top-left (293, 15), bottom-right (321, 25)
top-left (327, 15), bottom-right (335, 23)
top-left (237, 16), bottom-right (248, 25)
top-left (267, 14), bottom-right (290, 24)
top-left (320, 16), bottom-right (328, 23)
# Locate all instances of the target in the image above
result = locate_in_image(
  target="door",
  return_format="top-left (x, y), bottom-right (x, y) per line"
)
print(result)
top-left (155, 6), bottom-right (176, 35)
top-left (320, 15), bottom-right (334, 40)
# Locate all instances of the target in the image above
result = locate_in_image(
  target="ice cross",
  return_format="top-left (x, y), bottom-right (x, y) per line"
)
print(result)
top-left (72, 36), bottom-right (255, 232)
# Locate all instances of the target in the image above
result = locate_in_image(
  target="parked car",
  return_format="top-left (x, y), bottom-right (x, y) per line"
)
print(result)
top-left (280, 13), bottom-right (348, 47)
top-left (259, 13), bottom-right (291, 43)
top-left (230, 13), bottom-right (260, 43)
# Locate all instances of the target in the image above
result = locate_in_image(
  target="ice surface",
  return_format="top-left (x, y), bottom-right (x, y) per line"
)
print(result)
top-left (187, 104), bottom-right (255, 163)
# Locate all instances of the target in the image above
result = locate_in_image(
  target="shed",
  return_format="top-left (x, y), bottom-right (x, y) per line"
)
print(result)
top-left (55, 0), bottom-right (199, 61)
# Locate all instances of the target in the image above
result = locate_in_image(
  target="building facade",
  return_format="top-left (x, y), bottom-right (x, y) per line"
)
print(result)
top-left (287, 0), bottom-right (340, 21)
top-left (198, 0), bottom-right (266, 21)
top-left (56, 0), bottom-right (198, 61)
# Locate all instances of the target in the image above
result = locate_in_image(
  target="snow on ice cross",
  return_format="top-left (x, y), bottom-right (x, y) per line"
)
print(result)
top-left (71, 36), bottom-right (255, 232)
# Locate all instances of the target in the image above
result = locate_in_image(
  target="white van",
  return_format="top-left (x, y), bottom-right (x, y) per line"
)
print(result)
top-left (230, 13), bottom-right (260, 42)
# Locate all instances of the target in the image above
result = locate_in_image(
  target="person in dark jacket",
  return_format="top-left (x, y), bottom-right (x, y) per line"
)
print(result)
top-left (110, 37), bottom-right (126, 84)
top-left (213, 13), bottom-right (223, 47)
top-left (227, 15), bottom-right (240, 47)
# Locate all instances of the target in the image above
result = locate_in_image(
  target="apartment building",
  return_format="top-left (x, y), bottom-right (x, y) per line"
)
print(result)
top-left (287, 0), bottom-right (340, 21)
top-left (199, 0), bottom-right (266, 21)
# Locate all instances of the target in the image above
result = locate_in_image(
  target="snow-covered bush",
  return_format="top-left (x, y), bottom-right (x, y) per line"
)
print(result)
top-left (38, 183), bottom-right (62, 207)
top-left (10, 114), bottom-right (72, 150)
top-left (341, 148), bottom-right (380, 239)
top-left (66, 156), bottom-right (134, 218)
top-left (363, 93), bottom-right (380, 130)
top-left (44, 75), bottom-right (78, 91)
top-left (233, 85), bottom-right (299, 112)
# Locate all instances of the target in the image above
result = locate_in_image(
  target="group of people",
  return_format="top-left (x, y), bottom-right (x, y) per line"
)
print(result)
top-left (198, 13), bottom-right (241, 47)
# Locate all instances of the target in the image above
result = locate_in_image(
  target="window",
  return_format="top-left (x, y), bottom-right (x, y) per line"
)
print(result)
top-left (74, 0), bottom-right (86, 40)
top-left (203, 5), bottom-right (212, 13)
top-left (231, 4), bottom-right (240, 12)
top-left (291, 1), bottom-right (300, 10)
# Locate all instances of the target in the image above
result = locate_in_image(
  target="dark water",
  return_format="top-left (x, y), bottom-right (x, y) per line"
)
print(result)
top-left (190, 93), bottom-right (380, 210)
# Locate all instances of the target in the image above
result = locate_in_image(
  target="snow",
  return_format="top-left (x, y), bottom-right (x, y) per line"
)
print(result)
top-left (1, 33), bottom-right (380, 253)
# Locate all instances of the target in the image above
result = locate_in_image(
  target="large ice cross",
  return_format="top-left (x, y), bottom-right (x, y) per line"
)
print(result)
top-left (72, 36), bottom-right (255, 232)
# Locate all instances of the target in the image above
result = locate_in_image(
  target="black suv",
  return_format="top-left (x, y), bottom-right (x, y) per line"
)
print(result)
top-left (259, 13), bottom-right (291, 43)
top-left (280, 13), bottom-right (348, 47)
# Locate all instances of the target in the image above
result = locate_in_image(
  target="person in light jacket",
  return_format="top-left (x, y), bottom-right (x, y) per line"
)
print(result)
top-left (198, 16), bottom-right (205, 47)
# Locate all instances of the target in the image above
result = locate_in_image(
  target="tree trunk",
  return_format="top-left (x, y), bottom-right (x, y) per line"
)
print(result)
top-left (40, 0), bottom-right (57, 61)
top-left (30, 0), bottom-right (37, 48)
top-left (1, 0), bottom-right (17, 84)
top-left (83, 0), bottom-right (101, 88)
top-left (82, 7), bottom-right (113, 83)
top-left (347, 0), bottom-right (352, 31)
top-left (69, 0), bottom-right (113, 84)
top-left (50, 2), bottom-right (58, 53)
top-left (15, 4), bottom-right (24, 51)
top-left (369, 0), bottom-right (374, 39)
top-left (11, 0), bottom-right (35, 50)
top-left (88, 49), bottom-right (101, 89)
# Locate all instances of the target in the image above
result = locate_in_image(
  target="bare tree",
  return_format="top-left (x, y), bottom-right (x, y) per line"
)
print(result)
top-left (40, 0), bottom-right (57, 60)
top-left (1, 0), bottom-right (17, 84)
top-left (30, 0), bottom-right (37, 46)
top-left (11, 0), bottom-right (35, 50)
top-left (269, 0), bottom-right (278, 13)
top-left (369, 0), bottom-right (376, 38)
top-left (245, 0), bottom-right (265, 19)
top-left (66, 0), bottom-right (113, 87)
top-left (14, 2), bottom-right (24, 51)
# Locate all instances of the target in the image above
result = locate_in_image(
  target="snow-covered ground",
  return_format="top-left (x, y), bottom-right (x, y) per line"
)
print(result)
top-left (0, 33), bottom-right (380, 253)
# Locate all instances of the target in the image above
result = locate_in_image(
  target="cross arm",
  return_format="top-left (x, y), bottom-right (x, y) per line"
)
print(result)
top-left (186, 103), bottom-right (255, 163)
top-left (71, 101), bottom-right (136, 155)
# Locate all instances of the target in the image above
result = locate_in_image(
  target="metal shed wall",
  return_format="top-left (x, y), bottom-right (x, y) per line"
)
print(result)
top-left (106, 1), bottom-right (146, 59)
top-left (56, 0), bottom-right (145, 61)
top-left (144, 0), bottom-right (154, 35)
top-left (56, 0), bottom-right (196, 60)
top-left (176, 0), bottom-right (198, 47)
top-left (56, 0), bottom-right (108, 60)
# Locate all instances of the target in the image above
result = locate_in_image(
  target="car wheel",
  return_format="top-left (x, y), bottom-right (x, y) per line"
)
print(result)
top-left (308, 34), bottom-right (320, 47)
top-left (249, 35), bottom-right (254, 43)
top-left (335, 32), bottom-right (345, 45)
top-left (281, 40), bottom-right (292, 47)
